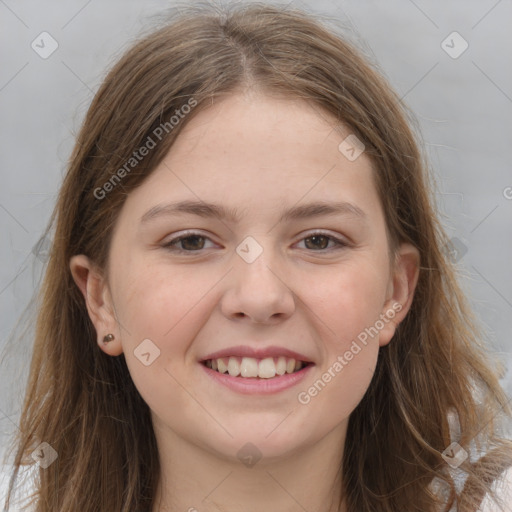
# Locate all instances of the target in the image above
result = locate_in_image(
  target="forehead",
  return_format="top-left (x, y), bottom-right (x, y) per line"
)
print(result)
top-left (118, 91), bottom-right (383, 229)
top-left (171, 90), bottom-right (355, 169)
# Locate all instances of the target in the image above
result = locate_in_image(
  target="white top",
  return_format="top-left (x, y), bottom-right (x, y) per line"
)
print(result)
top-left (478, 466), bottom-right (512, 511)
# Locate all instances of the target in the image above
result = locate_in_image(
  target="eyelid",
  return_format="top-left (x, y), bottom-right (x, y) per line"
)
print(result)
top-left (161, 229), bottom-right (219, 248)
top-left (295, 229), bottom-right (348, 247)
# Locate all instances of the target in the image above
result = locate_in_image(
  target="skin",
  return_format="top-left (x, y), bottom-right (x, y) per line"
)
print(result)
top-left (71, 90), bottom-right (419, 512)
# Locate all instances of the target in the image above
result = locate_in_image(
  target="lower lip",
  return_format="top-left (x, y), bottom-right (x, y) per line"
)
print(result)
top-left (200, 362), bottom-right (314, 395)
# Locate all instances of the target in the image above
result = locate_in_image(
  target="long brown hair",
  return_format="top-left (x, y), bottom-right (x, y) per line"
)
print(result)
top-left (3, 2), bottom-right (512, 511)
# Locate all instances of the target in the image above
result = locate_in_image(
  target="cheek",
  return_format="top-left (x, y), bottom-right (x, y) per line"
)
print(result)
top-left (113, 259), bottom-right (217, 342)
top-left (306, 257), bottom-right (388, 346)
top-left (298, 347), bottom-right (378, 432)
top-left (110, 261), bottom-right (217, 404)
top-left (295, 260), bottom-right (386, 418)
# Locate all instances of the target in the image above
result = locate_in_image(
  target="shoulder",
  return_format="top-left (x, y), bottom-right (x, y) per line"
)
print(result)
top-left (434, 409), bottom-right (512, 511)
top-left (478, 465), bottom-right (512, 512)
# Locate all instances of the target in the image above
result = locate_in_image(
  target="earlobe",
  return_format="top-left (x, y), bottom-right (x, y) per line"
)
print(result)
top-left (378, 243), bottom-right (420, 347)
top-left (69, 255), bottom-right (123, 356)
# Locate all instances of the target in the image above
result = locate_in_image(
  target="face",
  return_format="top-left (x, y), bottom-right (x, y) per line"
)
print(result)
top-left (72, 90), bottom-right (418, 466)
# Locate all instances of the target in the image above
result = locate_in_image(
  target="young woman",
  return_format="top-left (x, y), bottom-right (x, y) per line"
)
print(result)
top-left (3, 2), bottom-right (512, 511)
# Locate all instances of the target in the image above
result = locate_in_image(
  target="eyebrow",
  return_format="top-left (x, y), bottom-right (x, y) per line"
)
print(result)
top-left (140, 199), bottom-right (367, 225)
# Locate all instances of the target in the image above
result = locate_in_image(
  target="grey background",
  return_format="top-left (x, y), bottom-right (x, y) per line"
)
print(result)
top-left (1, 0), bottom-right (511, 461)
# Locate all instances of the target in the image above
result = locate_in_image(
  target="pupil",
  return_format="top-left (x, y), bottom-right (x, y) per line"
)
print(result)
top-left (305, 235), bottom-right (328, 250)
top-left (182, 235), bottom-right (204, 250)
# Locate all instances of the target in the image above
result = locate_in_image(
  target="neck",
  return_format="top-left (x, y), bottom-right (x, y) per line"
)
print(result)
top-left (151, 420), bottom-right (348, 512)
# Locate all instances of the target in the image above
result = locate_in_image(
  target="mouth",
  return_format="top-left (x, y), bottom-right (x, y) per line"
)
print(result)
top-left (200, 356), bottom-right (313, 379)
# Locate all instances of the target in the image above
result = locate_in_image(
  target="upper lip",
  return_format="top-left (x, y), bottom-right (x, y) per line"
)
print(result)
top-left (200, 345), bottom-right (314, 363)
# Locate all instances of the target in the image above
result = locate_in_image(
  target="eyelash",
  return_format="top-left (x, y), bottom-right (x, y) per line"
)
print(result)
top-left (161, 230), bottom-right (348, 254)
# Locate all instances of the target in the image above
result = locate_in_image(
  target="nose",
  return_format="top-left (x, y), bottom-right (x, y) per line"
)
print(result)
top-left (220, 243), bottom-right (296, 324)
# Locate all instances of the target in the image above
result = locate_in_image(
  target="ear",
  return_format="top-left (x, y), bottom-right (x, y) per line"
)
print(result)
top-left (378, 242), bottom-right (420, 347)
top-left (69, 254), bottom-right (123, 356)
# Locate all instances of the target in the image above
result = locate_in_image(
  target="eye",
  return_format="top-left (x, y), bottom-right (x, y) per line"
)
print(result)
top-left (161, 230), bottom-right (347, 254)
top-left (295, 232), bottom-right (348, 251)
top-left (161, 231), bottom-right (216, 253)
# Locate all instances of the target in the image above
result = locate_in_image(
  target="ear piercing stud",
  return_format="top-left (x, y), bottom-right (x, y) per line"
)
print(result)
top-left (103, 333), bottom-right (115, 343)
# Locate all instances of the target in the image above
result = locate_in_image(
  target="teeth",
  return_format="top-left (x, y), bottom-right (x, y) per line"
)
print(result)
top-left (217, 358), bottom-right (228, 374)
top-left (258, 357), bottom-right (276, 378)
top-left (206, 356), bottom-right (307, 378)
top-left (240, 357), bottom-right (259, 378)
top-left (276, 356), bottom-right (287, 375)
top-left (227, 357), bottom-right (240, 377)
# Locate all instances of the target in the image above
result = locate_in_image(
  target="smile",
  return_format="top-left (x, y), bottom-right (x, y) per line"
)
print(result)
top-left (202, 356), bottom-right (310, 379)
top-left (200, 356), bottom-right (315, 395)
